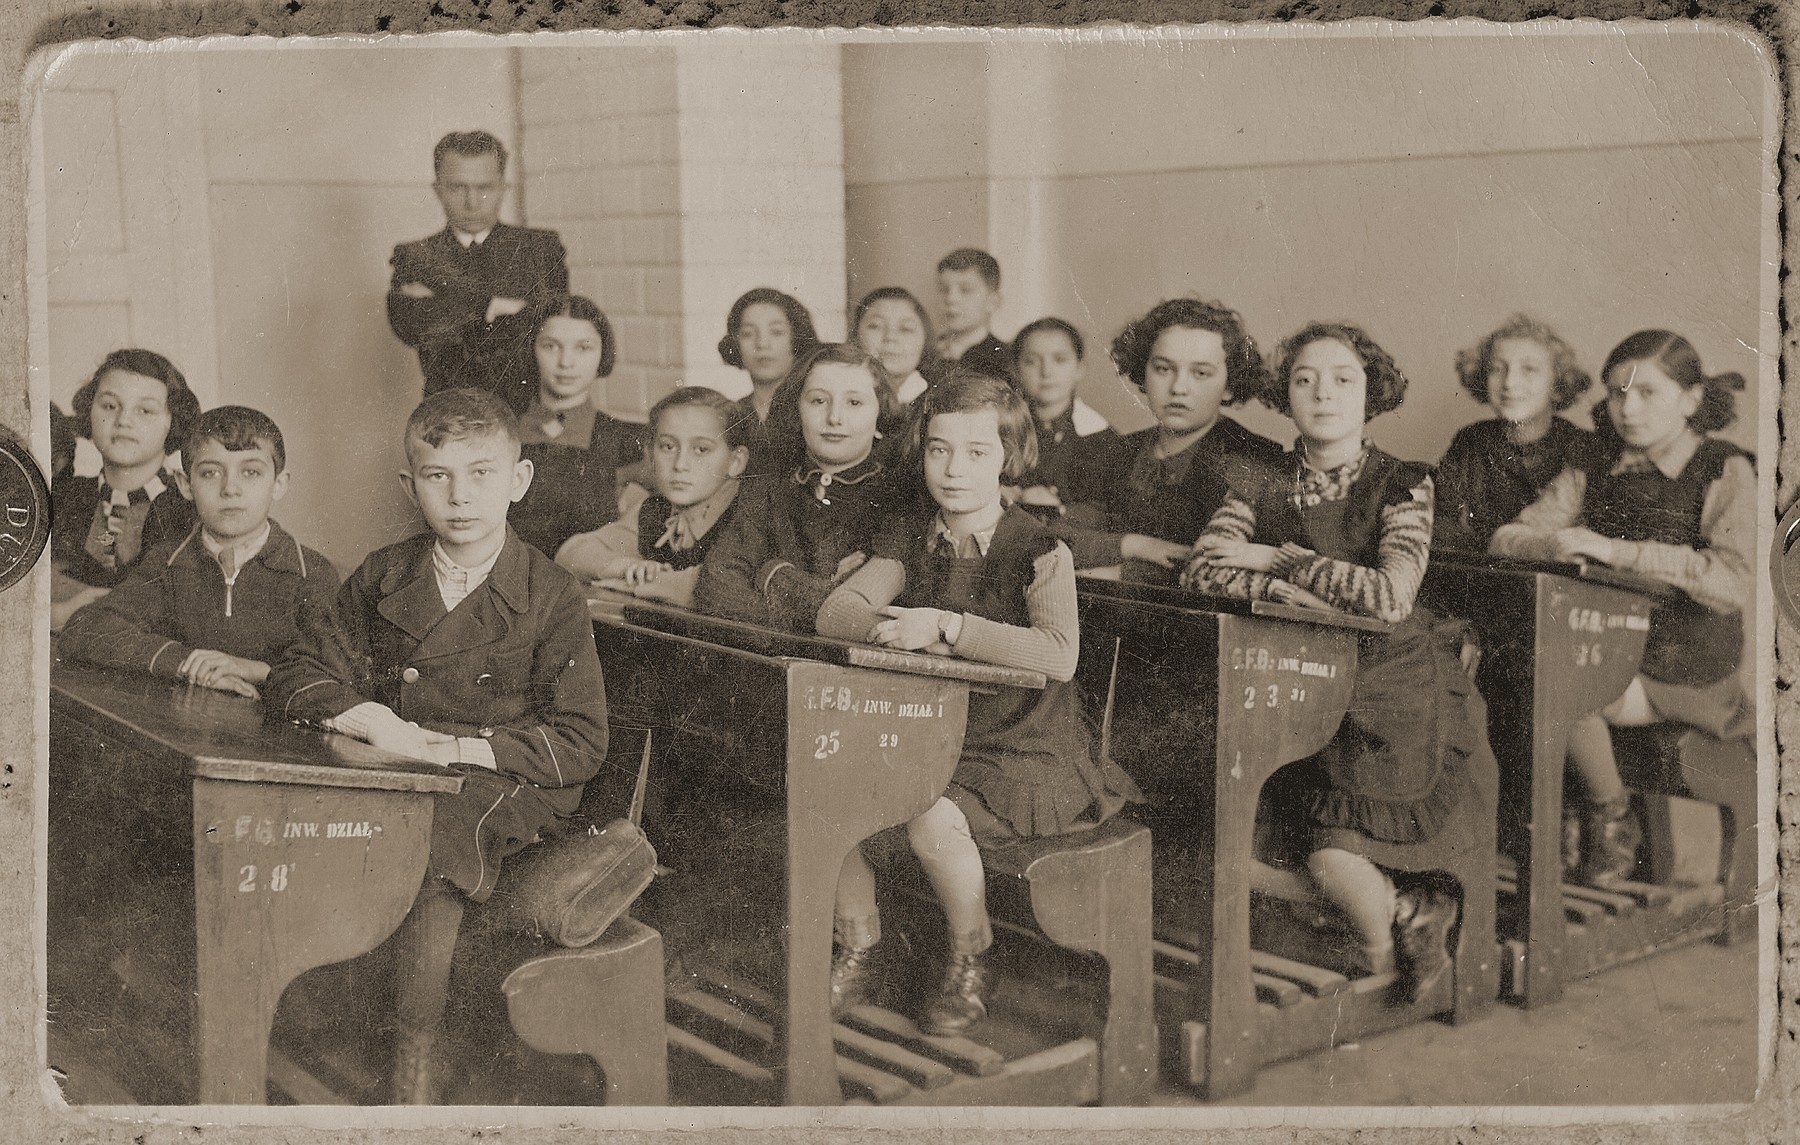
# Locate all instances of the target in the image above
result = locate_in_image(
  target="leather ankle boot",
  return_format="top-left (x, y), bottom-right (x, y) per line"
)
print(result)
top-left (920, 950), bottom-right (990, 1036)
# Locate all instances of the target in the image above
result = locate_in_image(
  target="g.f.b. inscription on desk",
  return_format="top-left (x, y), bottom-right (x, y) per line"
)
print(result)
top-left (0, 432), bottom-right (51, 594)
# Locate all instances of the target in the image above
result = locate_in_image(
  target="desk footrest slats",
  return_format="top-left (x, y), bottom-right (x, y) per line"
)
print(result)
top-left (704, 971), bottom-right (957, 1091)
top-left (666, 967), bottom-right (1032, 1105)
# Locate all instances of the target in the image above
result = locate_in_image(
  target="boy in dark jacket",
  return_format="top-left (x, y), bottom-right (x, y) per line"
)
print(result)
top-left (60, 406), bottom-right (338, 698)
top-left (265, 387), bottom-right (608, 1102)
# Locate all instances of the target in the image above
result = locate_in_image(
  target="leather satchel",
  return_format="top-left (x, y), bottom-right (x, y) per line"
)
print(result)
top-left (495, 729), bottom-right (659, 948)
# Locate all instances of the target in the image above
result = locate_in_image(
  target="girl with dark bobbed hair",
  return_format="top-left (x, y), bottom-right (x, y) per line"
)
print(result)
top-left (1492, 329), bottom-right (1754, 886)
top-left (718, 287), bottom-right (821, 475)
top-left (52, 348), bottom-right (199, 627)
top-left (507, 294), bottom-right (647, 559)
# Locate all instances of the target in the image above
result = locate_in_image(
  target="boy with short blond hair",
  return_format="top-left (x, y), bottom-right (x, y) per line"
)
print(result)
top-left (60, 405), bottom-right (337, 698)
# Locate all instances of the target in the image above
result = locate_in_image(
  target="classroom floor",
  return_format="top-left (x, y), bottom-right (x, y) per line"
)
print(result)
top-left (1168, 935), bottom-right (1761, 1107)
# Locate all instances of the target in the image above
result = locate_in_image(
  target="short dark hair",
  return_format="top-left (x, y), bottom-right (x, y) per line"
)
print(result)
top-left (937, 248), bottom-right (1001, 291)
top-left (1011, 316), bottom-right (1086, 364)
top-left (1266, 322), bottom-right (1409, 420)
top-left (530, 294), bottom-right (616, 380)
top-left (184, 406), bottom-right (286, 475)
top-left (1454, 314), bottom-right (1591, 412)
top-left (1110, 298), bottom-right (1267, 406)
top-left (71, 348), bottom-right (202, 456)
top-left (405, 387), bottom-right (521, 461)
top-left (647, 385), bottom-right (753, 451)
top-left (765, 343), bottom-right (901, 469)
top-left (717, 288), bottom-right (821, 370)
top-left (1592, 329), bottom-right (1744, 436)
top-left (433, 130), bottom-right (508, 178)
top-left (852, 286), bottom-right (938, 371)
top-left (907, 367), bottom-right (1038, 482)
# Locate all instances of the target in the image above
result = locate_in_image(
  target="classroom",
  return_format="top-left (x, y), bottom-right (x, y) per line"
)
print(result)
top-left (32, 23), bottom-right (1772, 1113)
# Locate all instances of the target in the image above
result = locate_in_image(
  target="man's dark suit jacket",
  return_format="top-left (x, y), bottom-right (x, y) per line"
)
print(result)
top-left (387, 223), bottom-right (570, 401)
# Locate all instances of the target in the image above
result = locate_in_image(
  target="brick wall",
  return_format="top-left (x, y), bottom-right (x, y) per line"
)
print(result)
top-left (518, 45), bottom-right (685, 420)
top-left (518, 39), bottom-right (846, 416)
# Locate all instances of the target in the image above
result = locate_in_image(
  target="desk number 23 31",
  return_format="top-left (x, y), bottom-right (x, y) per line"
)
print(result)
top-left (237, 863), bottom-right (292, 892)
top-left (1245, 684), bottom-right (1307, 709)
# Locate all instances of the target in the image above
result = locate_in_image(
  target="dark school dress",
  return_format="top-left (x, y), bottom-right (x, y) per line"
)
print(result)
top-left (873, 506), bottom-right (1141, 841)
top-left (52, 472), bottom-right (195, 588)
top-left (695, 454), bottom-right (898, 633)
top-left (1580, 436), bottom-right (1750, 718)
top-left (510, 404), bottom-right (647, 559)
top-left (1433, 417), bottom-right (1599, 553)
top-left (1240, 450), bottom-right (1482, 850)
top-left (1015, 401), bottom-right (1119, 522)
top-left (1057, 415), bottom-right (1284, 581)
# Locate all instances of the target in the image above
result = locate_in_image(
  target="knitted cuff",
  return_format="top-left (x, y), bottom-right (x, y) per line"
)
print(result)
top-left (1269, 541), bottom-right (1317, 582)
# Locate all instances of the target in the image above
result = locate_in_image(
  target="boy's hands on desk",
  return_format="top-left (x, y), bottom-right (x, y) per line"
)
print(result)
top-left (180, 650), bottom-right (270, 699)
top-left (619, 559), bottom-right (672, 587)
top-left (1548, 527), bottom-right (1618, 566)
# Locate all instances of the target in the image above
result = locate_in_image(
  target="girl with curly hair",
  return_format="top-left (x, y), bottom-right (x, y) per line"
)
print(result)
top-left (1055, 297), bottom-right (1283, 584)
top-left (1491, 330), bottom-right (1754, 885)
top-left (1433, 314), bottom-right (1598, 551)
top-left (1183, 321), bottom-right (1492, 1007)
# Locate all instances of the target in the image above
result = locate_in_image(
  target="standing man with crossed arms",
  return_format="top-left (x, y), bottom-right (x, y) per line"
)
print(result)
top-left (387, 131), bottom-right (569, 408)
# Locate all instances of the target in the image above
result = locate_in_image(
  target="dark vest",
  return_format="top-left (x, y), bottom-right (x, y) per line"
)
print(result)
top-left (891, 506), bottom-right (1054, 624)
top-left (1581, 437), bottom-right (1748, 685)
top-left (636, 493), bottom-right (738, 571)
top-left (1249, 447), bottom-right (1430, 564)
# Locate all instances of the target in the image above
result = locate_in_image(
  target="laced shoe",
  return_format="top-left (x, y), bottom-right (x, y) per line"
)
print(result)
top-left (1392, 887), bottom-right (1458, 1006)
top-left (829, 944), bottom-right (877, 1018)
top-left (919, 951), bottom-right (990, 1036)
top-left (1578, 797), bottom-right (1642, 887)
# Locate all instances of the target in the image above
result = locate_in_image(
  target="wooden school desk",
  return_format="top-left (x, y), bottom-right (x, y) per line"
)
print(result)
top-left (48, 660), bottom-right (462, 1105)
top-left (1422, 554), bottom-right (1689, 1007)
top-left (587, 594), bottom-right (1147, 1106)
top-left (1071, 579), bottom-right (1483, 1098)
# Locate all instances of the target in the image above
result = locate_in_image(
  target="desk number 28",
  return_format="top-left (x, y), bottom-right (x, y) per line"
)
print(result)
top-left (238, 863), bottom-right (291, 893)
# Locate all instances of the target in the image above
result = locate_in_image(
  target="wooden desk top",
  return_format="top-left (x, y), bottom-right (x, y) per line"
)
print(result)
top-left (588, 592), bottom-right (1048, 690)
top-left (1075, 576), bottom-right (1395, 635)
top-left (1430, 552), bottom-right (1675, 601)
top-left (51, 660), bottom-right (464, 795)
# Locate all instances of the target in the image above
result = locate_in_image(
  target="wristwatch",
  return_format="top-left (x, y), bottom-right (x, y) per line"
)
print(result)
top-left (937, 609), bottom-right (956, 645)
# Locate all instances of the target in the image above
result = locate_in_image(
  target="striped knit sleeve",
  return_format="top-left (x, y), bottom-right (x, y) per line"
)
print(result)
top-left (1490, 467), bottom-right (1589, 559)
top-left (1610, 453), bottom-right (1754, 616)
top-left (952, 543), bottom-right (1080, 682)
top-left (1268, 475), bottom-right (1434, 623)
top-left (1180, 493), bottom-right (1282, 602)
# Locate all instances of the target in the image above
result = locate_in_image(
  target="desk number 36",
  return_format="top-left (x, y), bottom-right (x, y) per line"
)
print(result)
top-left (238, 863), bottom-right (292, 892)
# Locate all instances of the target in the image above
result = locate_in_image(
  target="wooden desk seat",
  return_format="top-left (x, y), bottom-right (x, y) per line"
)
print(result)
top-left (1611, 723), bottom-right (1757, 948)
top-left (879, 816), bottom-right (1156, 1106)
